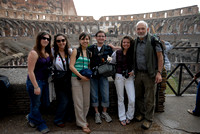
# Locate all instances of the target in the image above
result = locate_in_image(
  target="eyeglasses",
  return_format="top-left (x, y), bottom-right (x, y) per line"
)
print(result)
top-left (97, 36), bottom-right (105, 38)
top-left (56, 39), bottom-right (66, 43)
top-left (41, 37), bottom-right (50, 41)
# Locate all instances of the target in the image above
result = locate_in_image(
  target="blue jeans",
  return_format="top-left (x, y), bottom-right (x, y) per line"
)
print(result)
top-left (26, 79), bottom-right (50, 131)
top-left (193, 81), bottom-right (200, 116)
top-left (90, 76), bottom-right (109, 107)
top-left (54, 90), bottom-right (69, 124)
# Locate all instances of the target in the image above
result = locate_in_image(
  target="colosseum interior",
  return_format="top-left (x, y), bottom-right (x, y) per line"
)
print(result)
top-left (0, 0), bottom-right (200, 114)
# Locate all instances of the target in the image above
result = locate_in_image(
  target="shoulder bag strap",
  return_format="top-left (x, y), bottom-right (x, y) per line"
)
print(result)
top-left (96, 45), bottom-right (105, 64)
top-left (58, 52), bottom-right (66, 71)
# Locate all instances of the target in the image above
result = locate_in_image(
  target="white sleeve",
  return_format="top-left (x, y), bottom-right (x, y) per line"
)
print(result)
top-left (68, 48), bottom-right (73, 55)
top-left (165, 42), bottom-right (173, 52)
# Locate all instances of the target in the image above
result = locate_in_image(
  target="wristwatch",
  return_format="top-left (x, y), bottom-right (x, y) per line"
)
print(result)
top-left (157, 70), bottom-right (161, 74)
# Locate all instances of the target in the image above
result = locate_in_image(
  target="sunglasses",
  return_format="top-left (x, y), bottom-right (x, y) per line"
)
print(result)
top-left (41, 37), bottom-right (50, 41)
top-left (56, 39), bottom-right (66, 43)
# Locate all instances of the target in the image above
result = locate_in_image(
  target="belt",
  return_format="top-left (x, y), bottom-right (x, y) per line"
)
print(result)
top-left (137, 70), bottom-right (148, 73)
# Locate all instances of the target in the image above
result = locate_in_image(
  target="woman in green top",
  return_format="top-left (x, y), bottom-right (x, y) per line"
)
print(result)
top-left (69, 32), bottom-right (91, 133)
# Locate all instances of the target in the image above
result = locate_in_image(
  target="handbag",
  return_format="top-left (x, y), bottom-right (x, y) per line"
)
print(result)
top-left (98, 63), bottom-right (116, 77)
top-left (53, 70), bottom-right (67, 80)
top-left (93, 45), bottom-right (116, 77)
top-left (79, 68), bottom-right (92, 78)
top-left (52, 53), bottom-right (70, 82)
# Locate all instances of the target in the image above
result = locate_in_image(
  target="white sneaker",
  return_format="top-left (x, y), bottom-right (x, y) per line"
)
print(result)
top-left (26, 114), bottom-right (36, 128)
top-left (95, 113), bottom-right (102, 124)
top-left (40, 128), bottom-right (50, 133)
top-left (101, 112), bottom-right (112, 123)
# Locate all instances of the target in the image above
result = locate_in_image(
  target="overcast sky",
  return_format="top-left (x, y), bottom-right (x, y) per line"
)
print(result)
top-left (73, 0), bottom-right (200, 20)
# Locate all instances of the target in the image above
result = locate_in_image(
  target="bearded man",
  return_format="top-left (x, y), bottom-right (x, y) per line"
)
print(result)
top-left (133, 20), bottom-right (163, 129)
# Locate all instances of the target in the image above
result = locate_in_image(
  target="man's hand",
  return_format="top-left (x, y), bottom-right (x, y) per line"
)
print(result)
top-left (155, 72), bottom-right (162, 83)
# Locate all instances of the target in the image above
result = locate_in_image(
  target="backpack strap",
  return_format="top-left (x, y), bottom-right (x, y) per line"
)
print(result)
top-left (76, 47), bottom-right (91, 60)
top-left (76, 48), bottom-right (81, 60)
top-left (151, 35), bottom-right (165, 67)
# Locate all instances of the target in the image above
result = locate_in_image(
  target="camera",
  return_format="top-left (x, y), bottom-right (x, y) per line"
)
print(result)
top-left (122, 69), bottom-right (129, 79)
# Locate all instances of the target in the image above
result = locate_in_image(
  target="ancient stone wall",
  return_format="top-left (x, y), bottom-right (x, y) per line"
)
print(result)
top-left (0, 8), bottom-right (94, 22)
top-left (0, 18), bottom-right (98, 37)
top-left (99, 5), bottom-right (198, 21)
top-left (0, 14), bottom-right (199, 38)
top-left (0, 0), bottom-right (77, 16)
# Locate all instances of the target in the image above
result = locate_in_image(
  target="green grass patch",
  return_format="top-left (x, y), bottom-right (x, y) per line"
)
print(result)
top-left (165, 75), bottom-right (178, 94)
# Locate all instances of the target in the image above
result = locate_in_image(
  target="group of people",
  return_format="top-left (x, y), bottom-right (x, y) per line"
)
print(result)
top-left (27, 20), bottom-right (200, 134)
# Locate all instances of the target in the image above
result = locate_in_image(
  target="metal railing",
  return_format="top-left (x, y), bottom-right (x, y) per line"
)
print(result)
top-left (166, 46), bottom-right (200, 96)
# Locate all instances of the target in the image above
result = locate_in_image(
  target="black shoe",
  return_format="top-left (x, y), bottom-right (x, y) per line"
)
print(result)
top-left (54, 122), bottom-right (65, 128)
top-left (135, 115), bottom-right (143, 122)
top-left (141, 120), bottom-right (152, 129)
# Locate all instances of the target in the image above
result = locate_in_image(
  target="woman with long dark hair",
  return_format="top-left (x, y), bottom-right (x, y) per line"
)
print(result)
top-left (26, 31), bottom-right (53, 133)
top-left (110, 35), bottom-right (135, 126)
top-left (52, 33), bottom-right (73, 127)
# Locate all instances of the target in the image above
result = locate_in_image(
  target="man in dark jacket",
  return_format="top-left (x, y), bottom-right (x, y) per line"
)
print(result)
top-left (133, 20), bottom-right (163, 129)
top-left (87, 30), bottom-right (113, 124)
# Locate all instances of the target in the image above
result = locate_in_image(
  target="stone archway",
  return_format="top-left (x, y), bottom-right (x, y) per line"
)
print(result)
top-left (91, 25), bottom-right (98, 34)
top-left (0, 27), bottom-right (5, 37)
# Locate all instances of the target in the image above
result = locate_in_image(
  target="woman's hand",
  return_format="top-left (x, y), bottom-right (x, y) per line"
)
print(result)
top-left (128, 71), bottom-right (134, 77)
top-left (34, 87), bottom-right (41, 95)
top-left (80, 76), bottom-right (90, 81)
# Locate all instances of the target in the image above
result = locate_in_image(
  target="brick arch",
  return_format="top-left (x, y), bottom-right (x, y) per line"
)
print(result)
top-left (128, 23), bottom-right (135, 35)
top-left (122, 23), bottom-right (130, 35)
top-left (45, 23), bottom-right (55, 35)
top-left (67, 23), bottom-right (74, 34)
top-left (91, 25), bottom-right (98, 34)
top-left (187, 16), bottom-right (197, 34)
top-left (193, 16), bottom-right (200, 34)
top-left (153, 20), bottom-right (164, 34)
top-left (119, 23), bottom-right (125, 35)
top-left (80, 24), bottom-right (86, 33)
top-left (34, 23), bottom-right (43, 35)
top-left (62, 23), bottom-right (69, 34)
top-left (181, 18), bottom-right (189, 34)
top-left (161, 19), bottom-right (171, 33)
top-left (118, 23), bottom-right (123, 35)
top-left (0, 27), bottom-right (5, 36)
top-left (10, 20), bottom-right (21, 36)
top-left (175, 18), bottom-right (182, 34)
top-left (167, 19), bottom-right (176, 33)
top-left (54, 23), bottom-right (62, 35)
top-left (86, 24), bottom-right (90, 33)
top-left (73, 23), bottom-right (80, 34)
top-left (4, 20), bottom-right (15, 36)
top-left (21, 21), bottom-right (32, 36)
top-left (28, 23), bottom-right (37, 36)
